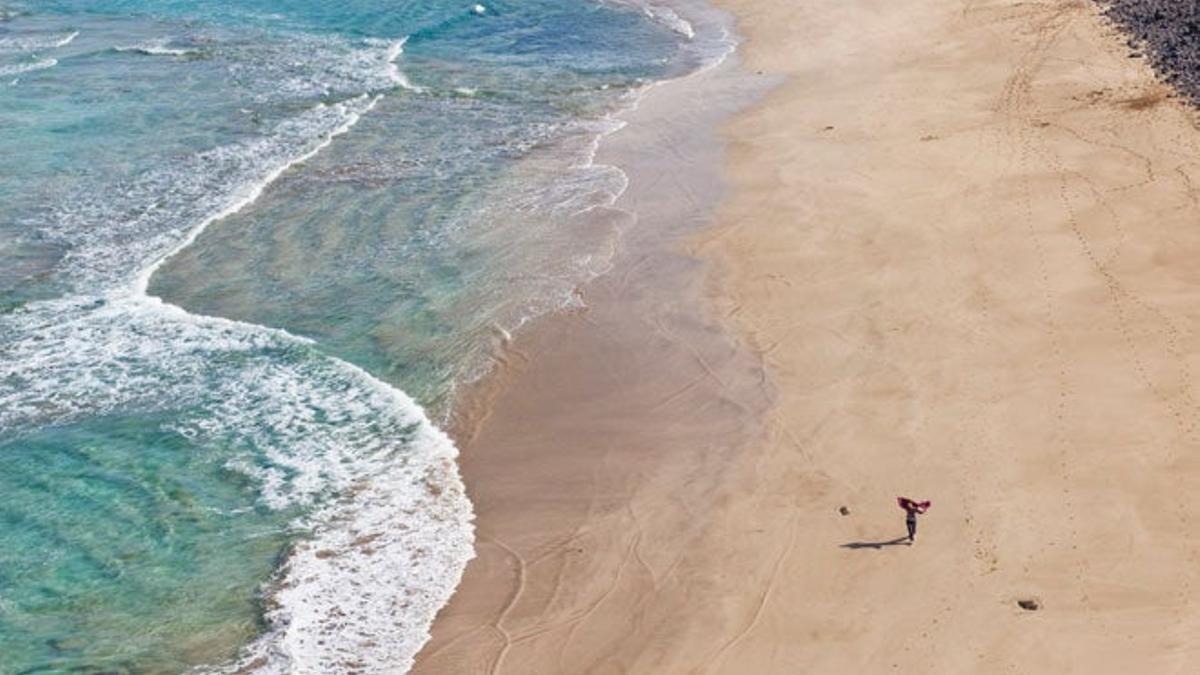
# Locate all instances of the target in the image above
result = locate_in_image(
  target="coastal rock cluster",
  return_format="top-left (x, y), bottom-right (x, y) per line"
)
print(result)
top-left (1098, 0), bottom-right (1200, 104)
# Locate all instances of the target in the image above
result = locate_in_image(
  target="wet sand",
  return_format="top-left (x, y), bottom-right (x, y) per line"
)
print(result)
top-left (411, 52), bottom-right (776, 673)
top-left (416, 0), bottom-right (1200, 671)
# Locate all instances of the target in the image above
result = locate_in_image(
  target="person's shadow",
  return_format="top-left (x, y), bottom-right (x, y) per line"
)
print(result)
top-left (840, 536), bottom-right (911, 550)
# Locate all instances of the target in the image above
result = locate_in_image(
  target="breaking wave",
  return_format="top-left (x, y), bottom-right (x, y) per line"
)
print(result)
top-left (1, 35), bottom-right (474, 673)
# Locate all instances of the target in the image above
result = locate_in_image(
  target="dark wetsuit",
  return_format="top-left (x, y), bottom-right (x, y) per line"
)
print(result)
top-left (906, 510), bottom-right (917, 540)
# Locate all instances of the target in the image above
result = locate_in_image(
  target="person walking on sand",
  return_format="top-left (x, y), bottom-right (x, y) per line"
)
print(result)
top-left (897, 497), bottom-right (931, 543)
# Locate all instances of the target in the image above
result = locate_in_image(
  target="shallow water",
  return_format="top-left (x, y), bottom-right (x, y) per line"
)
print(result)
top-left (0, 0), bottom-right (727, 671)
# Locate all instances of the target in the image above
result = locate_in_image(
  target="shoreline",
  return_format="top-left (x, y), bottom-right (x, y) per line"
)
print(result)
top-left (0, 4), bottom-right (750, 672)
top-left (412, 13), bottom-right (776, 670)
top-left (443, 2), bottom-right (751, 445)
top-left (419, 0), bottom-right (1200, 671)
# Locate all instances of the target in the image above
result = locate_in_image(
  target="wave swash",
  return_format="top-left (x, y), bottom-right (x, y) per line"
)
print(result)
top-left (0, 38), bottom-right (474, 674)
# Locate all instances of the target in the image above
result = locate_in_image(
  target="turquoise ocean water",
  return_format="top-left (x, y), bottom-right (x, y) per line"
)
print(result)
top-left (0, 0), bottom-right (729, 672)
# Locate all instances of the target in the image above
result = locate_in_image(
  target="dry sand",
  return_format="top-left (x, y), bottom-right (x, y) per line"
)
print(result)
top-left (414, 0), bottom-right (1200, 672)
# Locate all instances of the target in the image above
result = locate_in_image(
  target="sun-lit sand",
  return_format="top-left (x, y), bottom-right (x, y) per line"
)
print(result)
top-left (415, 0), bottom-right (1200, 671)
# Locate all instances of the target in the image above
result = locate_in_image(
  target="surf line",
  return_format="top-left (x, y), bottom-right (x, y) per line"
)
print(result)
top-left (97, 44), bottom-right (473, 674)
top-left (88, 52), bottom-right (473, 674)
top-left (130, 94), bottom-right (380, 299)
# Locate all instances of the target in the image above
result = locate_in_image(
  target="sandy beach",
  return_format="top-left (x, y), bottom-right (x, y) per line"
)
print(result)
top-left (415, 0), bottom-right (1200, 672)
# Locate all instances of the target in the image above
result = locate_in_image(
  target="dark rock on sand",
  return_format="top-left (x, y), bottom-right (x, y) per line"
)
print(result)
top-left (1098, 1), bottom-right (1200, 105)
top-left (1017, 598), bottom-right (1040, 611)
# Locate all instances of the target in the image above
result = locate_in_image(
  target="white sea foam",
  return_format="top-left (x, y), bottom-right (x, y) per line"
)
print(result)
top-left (54, 30), bottom-right (79, 47)
top-left (132, 96), bottom-right (379, 295)
top-left (364, 36), bottom-right (422, 93)
top-left (381, 37), bottom-right (420, 92)
top-left (196, 360), bottom-right (473, 674)
top-left (603, 0), bottom-right (695, 39)
top-left (29, 96), bottom-right (378, 292)
top-left (472, 4), bottom-right (487, 15)
top-left (0, 292), bottom-right (475, 674)
top-left (451, 0), bottom-right (738, 391)
top-left (220, 34), bottom-right (419, 102)
top-left (0, 30), bottom-right (78, 53)
top-left (2, 0), bottom-right (738, 668)
top-left (114, 39), bottom-right (196, 57)
top-left (642, 5), bottom-right (695, 39)
top-left (0, 57), bottom-right (56, 76)
top-left (2, 31), bottom-right (474, 670)
top-left (504, 117), bottom-right (629, 219)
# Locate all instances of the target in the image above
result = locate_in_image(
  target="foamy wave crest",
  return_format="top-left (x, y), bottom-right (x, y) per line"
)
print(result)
top-left (2, 67), bottom-right (473, 671)
top-left (507, 117), bottom-right (629, 218)
top-left (31, 96), bottom-right (377, 292)
top-left (224, 33), bottom-right (419, 102)
top-left (114, 38), bottom-right (196, 57)
top-left (0, 30), bottom-right (78, 53)
top-left (0, 292), bottom-right (474, 673)
top-left (195, 360), bottom-right (474, 673)
top-left (0, 57), bottom-right (56, 76)
top-left (359, 36), bottom-right (421, 92)
top-left (603, 0), bottom-right (694, 39)
top-left (643, 4), bottom-right (695, 39)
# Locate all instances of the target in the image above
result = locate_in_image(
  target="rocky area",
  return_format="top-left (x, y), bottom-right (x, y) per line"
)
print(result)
top-left (1098, 1), bottom-right (1200, 104)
